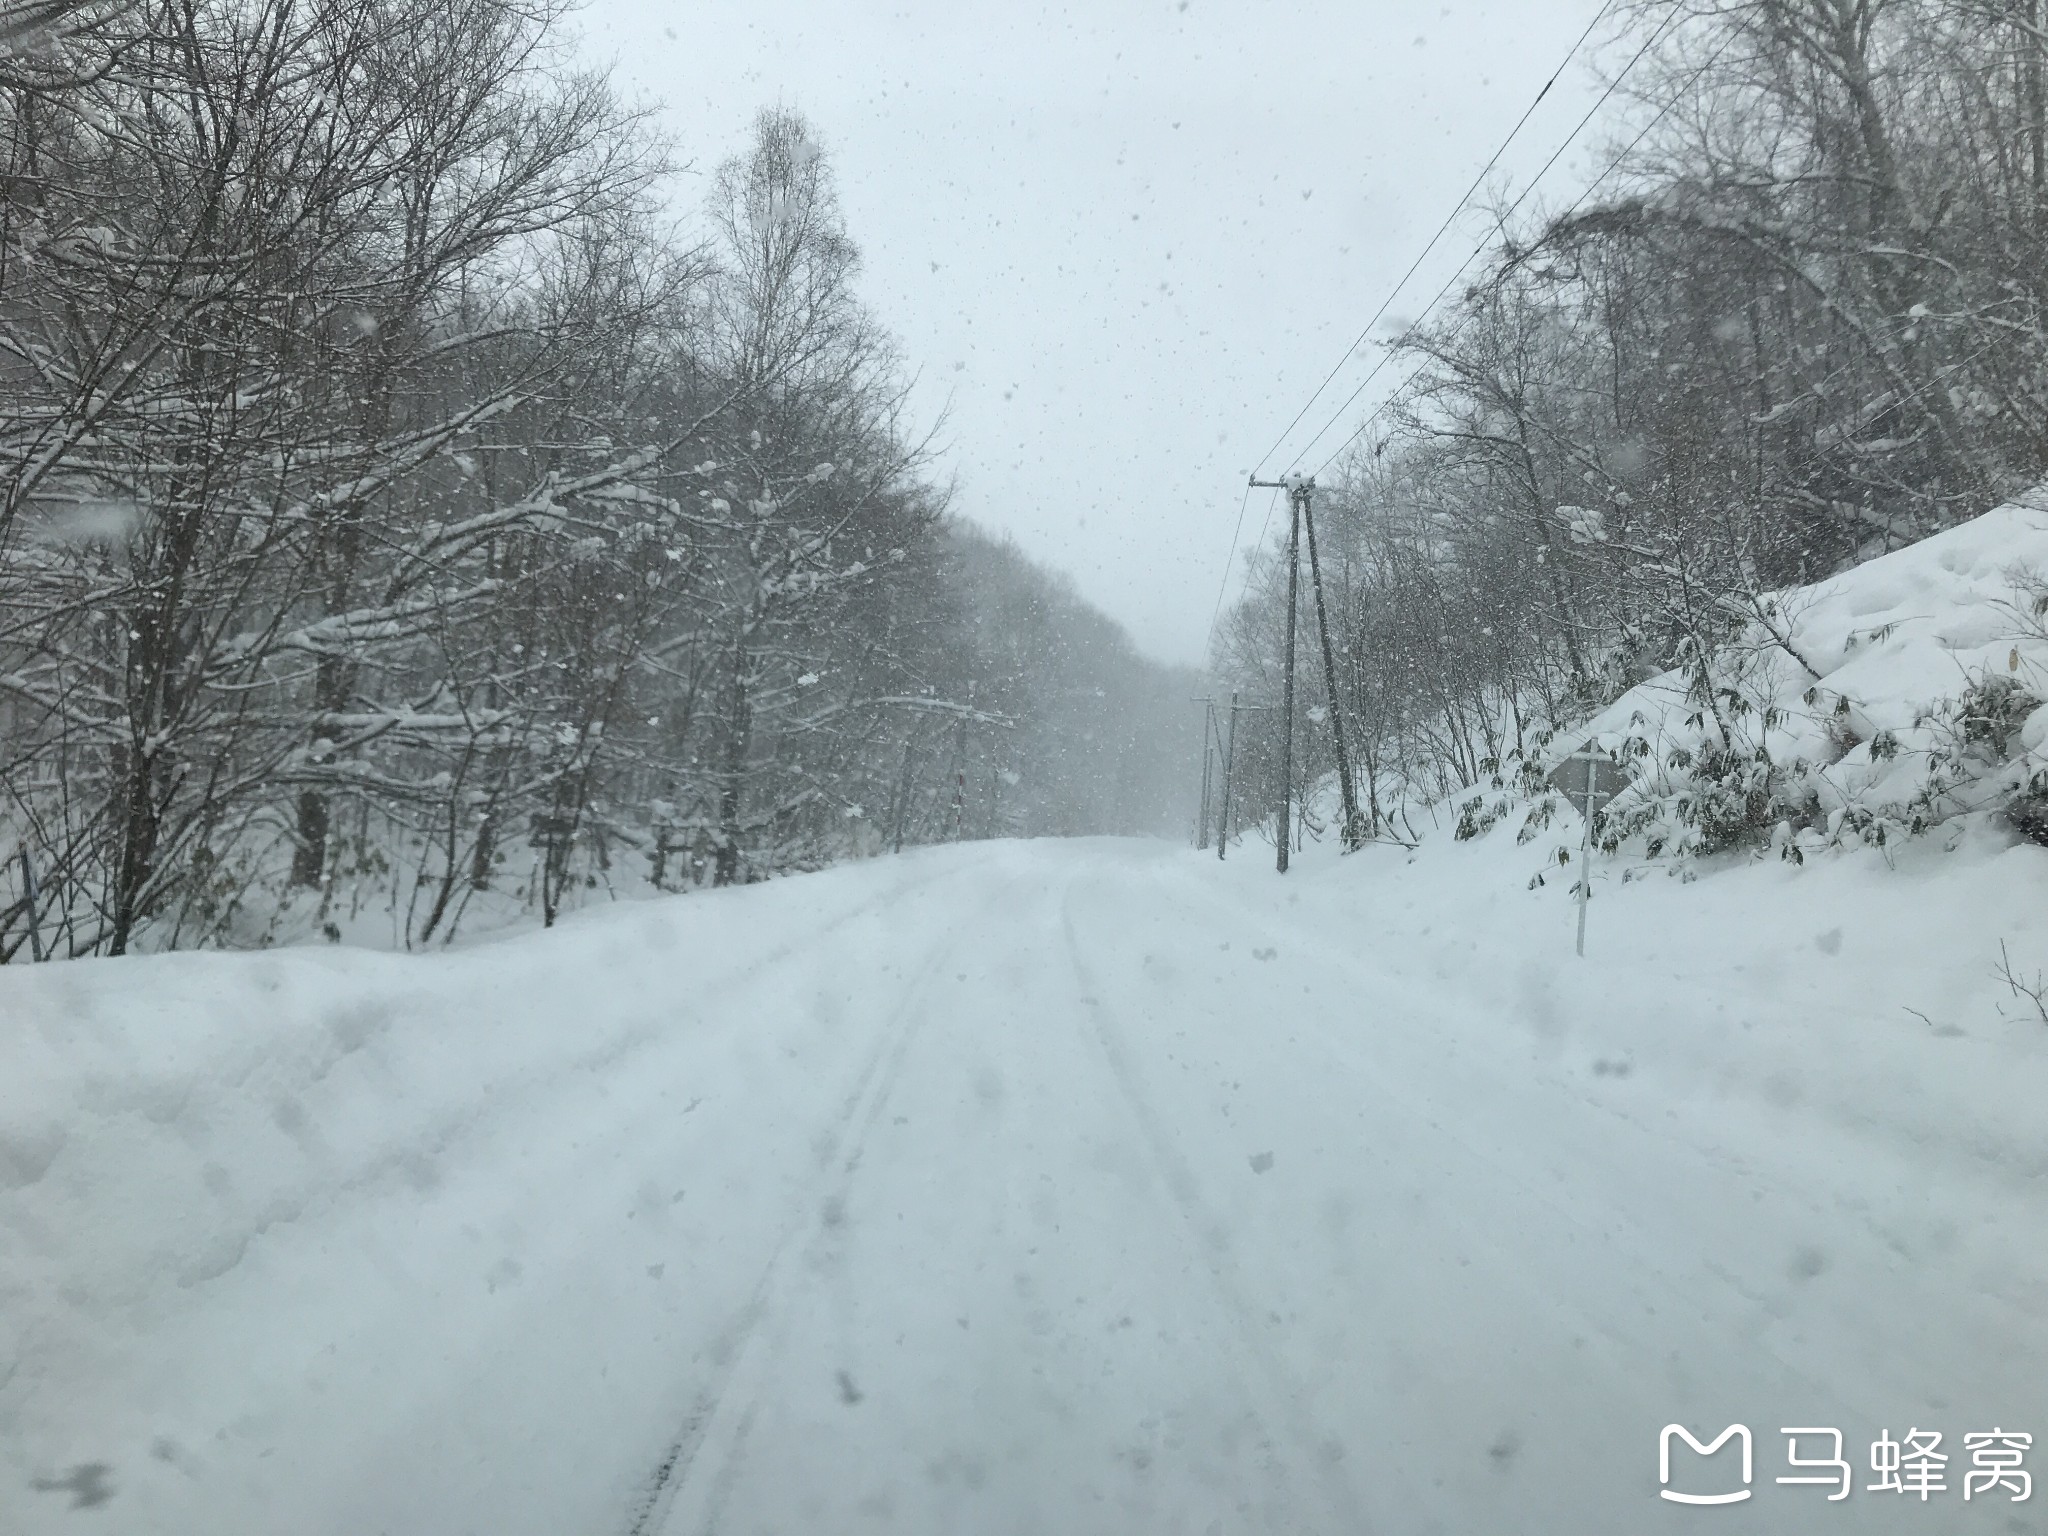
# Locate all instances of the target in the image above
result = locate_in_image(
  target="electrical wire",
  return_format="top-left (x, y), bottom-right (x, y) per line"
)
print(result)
top-left (1290, 4), bottom-right (1696, 479)
top-left (1247, 0), bottom-right (1617, 480)
top-left (1204, 478), bottom-right (1259, 645)
top-left (1206, 1), bottom-right (1626, 655)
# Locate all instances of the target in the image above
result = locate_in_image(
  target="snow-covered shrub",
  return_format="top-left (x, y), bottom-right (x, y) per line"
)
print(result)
top-left (2006, 764), bottom-right (2048, 847)
top-left (1883, 671), bottom-right (2046, 836)
top-left (1516, 792), bottom-right (1560, 844)
top-left (1434, 497), bottom-right (2048, 881)
top-left (1454, 794), bottom-right (1511, 841)
top-left (1948, 672), bottom-right (2039, 760)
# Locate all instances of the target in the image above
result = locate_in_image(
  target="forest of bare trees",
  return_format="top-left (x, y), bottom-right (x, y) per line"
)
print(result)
top-left (1217, 0), bottom-right (2048, 848)
top-left (0, 0), bottom-right (1196, 959)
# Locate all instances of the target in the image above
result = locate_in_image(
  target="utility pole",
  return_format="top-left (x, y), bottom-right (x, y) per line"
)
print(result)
top-left (1189, 696), bottom-right (1220, 849)
top-left (1249, 473), bottom-right (1370, 866)
top-left (1212, 696), bottom-right (1228, 856)
top-left (1297, 483), bottom-right (1368, 849)
top-left (1213, 692), bottom-right (1275, 860)
top-left (1250, 475), bottom-right (1306, 872)
top-left (1217, 693), bottom-right (1237, 858)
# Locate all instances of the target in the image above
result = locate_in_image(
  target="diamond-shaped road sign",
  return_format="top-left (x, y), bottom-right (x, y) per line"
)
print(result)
top-left (1546, 749), bottom-right (1626, 958)
top-left (1547, 749), bottom-right (1626, 809)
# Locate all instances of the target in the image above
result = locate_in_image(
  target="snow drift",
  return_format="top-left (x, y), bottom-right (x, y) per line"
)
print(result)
top-left (1443, 490), bottom-right (2048, 876)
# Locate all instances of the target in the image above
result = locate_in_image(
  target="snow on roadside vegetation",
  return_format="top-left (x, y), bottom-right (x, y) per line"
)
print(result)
top-left (1264, 487), bottom-right (2048, 1202)
top-left (4, 496), bottom-right (2048, 1533)
top-left (1441, 489), bottom-right (2048, 879)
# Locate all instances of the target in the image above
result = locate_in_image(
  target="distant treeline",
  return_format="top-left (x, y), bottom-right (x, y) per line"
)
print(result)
top-left (0, 0), bottom-right (1194, 958)
top-left (1218, 0), bottom-right (2048, 839)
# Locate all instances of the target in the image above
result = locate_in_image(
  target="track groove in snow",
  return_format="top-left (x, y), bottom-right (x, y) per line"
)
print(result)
top-left (630, 871), bottom-right (1015, 1536)
top-left (6, 835), bottom-right (2047, 1534)
top-left (1059, 880), bottom-right (1374, 1534)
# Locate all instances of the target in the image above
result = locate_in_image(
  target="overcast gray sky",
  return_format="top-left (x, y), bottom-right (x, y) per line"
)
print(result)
top-left (572, 0), bottom-right (1621, 666)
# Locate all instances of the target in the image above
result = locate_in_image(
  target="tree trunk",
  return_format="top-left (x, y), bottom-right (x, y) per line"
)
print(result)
top-left (107, 741), bottom-right (160, 956)
top-left (713, 638), bottom-right (753, 886)
top-left (2026, 0), bottom-right (2046, 229)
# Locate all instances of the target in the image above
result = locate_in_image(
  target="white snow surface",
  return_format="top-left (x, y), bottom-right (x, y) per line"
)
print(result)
top-left (4, 828), bottom-right (2048, 1534)
top-left (1566, 493), bottom-right (2048, 849)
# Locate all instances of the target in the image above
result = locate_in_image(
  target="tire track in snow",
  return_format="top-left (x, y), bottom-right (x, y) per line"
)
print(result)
top-left (624, 871), bottom-right (1019, 1536)
top-left (1116, 861), bottom-right (1874, 1408)
top-left (1056, 873), bottom-right (1376, 1536)
top-left (209, 857), bottom-right (988, 1309)
top-left (1078, 857), bottom-right (1979, 1534)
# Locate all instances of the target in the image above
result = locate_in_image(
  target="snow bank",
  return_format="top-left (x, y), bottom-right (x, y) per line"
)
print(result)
top-left (5, 495), bottom-right (2048, 1534)
top-left (1249, 495), bottom-right (2048, 1233)
top-left (1278, 816), bottom-right (2048, 1175)
top-left (4, 822), bottom-right (2046, 1533)
top-left (1440, 491), bottom-right (2048, 873)
top-left (0, 851), bottom-right (986, 1534)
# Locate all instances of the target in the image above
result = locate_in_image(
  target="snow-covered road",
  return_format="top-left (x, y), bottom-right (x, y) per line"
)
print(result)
top-left (7, 836), bottom-right (2047, 1534)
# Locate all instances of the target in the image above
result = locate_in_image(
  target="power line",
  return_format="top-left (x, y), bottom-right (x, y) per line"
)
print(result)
top-left (1290, 4), bottom-right (1693, 480)
top-left (1303, 12), bottom-right (1744, 480)
top-left (1205, 476), bottom-right (1260, 649)
top-left (1209, 2), bottom-right (1619, 655)
top-left (1239, 487), bottom-right (1287, 617)
top-left (1248, 0), bottom-right (1617, 480)
top-left (1210, 482), bottom-right (1282, 650)
top-left (1208, 7), bottom-right (1716, 651)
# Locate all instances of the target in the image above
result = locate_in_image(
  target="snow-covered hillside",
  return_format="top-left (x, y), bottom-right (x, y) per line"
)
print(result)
top-left (1430, 492), bottom-right (2048, 884)
top-left (4, 821), bottom-right (2046, 1534)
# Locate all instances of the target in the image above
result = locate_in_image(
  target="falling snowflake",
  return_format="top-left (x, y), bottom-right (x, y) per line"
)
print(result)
top-left (1557, 505), bottom-right (1607, 545)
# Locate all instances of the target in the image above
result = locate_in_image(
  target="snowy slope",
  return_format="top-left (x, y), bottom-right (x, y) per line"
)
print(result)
top-left (1557, 492), bottom-right (2048, 862)
top-left (5, 830), bottom-right (2048, 1534)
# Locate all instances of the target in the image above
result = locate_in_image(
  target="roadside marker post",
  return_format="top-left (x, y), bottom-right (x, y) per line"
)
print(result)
top-left (1547, 750), bottom-right (1624, 957)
